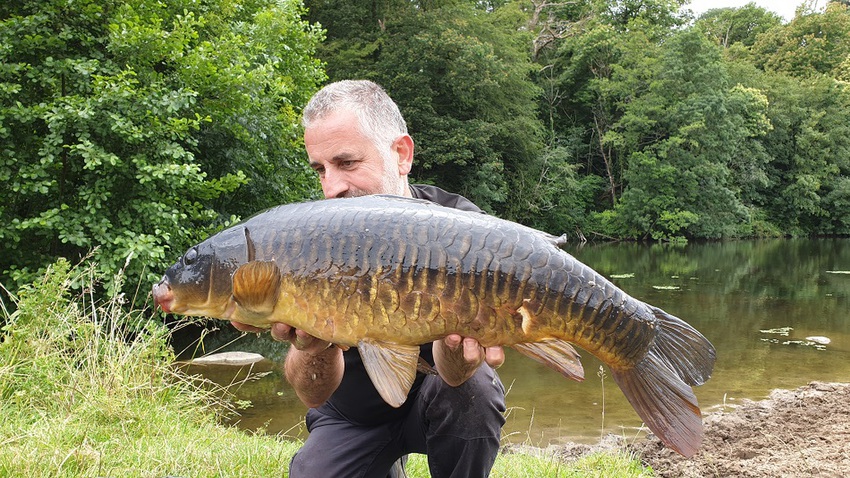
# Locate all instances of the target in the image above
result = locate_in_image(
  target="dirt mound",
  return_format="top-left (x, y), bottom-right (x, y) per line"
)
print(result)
top-left (630, 381), bottom-right (850, 477)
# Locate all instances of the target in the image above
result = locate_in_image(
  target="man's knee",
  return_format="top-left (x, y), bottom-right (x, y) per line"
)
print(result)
top-left (421, 365), bottom-right (506, 437)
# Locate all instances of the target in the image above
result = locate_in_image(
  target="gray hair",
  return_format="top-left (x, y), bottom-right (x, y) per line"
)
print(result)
top-left (302, 80), bottom-right (409, 160)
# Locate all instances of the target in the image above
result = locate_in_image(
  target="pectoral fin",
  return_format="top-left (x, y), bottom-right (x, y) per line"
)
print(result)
top-left (512, 339), bottom-right (585, 382)
top-left (357, 339), bottom-right (420, 408)
top-left (230, 260), bottom-right (281, 325)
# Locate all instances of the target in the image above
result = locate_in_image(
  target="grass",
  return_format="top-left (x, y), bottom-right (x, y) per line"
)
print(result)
top-left (405, 450), bottom-right (653, 477)
top-left (0, 259), bottom-right (654, 477)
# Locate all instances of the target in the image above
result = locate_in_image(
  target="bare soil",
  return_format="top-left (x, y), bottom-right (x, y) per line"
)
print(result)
top-left (631, 381), bottom-right (850, 477)
top-left (518, 381), bottom-right (850, 477)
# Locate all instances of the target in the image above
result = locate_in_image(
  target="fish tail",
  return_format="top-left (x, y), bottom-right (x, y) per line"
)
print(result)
top-left (610, 306), bottom-right (716, 457)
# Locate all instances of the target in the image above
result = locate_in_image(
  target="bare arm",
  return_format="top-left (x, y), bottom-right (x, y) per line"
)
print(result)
top-left (433, 334), bottom-right (505, 387)
top-left (283, 341), bottom-right (343, 408)
top-left (231, 321), bottom-right (343, 408)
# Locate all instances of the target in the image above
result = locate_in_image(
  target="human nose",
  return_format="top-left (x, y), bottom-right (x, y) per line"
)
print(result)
top-left (321, 169), bottom-right (348, 199)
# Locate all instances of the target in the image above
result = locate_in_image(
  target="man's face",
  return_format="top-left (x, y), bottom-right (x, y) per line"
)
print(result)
top-left (304, 109), bottom-right (411, 199)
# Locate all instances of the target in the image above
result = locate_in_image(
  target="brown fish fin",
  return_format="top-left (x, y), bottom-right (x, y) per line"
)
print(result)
top-left (511, 339), bottom-right (585, 382)
top-left (648, 305), bottom-right (716, 386)
top-left (609, 306), bottom-right (716, 457)
top-left (231, 261), bottom-right (281, 323)
top-left (544, 232), bottom-right (568, 248)
top-left (611, 352), bottom-right (703, 457)
top-left (357, 339), bottom-right (420, 408)
top-left (417, 356), bottom-right (439, 376)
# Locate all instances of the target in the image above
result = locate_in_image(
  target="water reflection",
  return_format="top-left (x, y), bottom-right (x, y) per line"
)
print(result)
top-left (184, 238), bottom-right (850, 445)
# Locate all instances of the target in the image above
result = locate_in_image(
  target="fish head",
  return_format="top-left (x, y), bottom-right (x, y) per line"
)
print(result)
top-left (153, 225), bottom-right (250, 318)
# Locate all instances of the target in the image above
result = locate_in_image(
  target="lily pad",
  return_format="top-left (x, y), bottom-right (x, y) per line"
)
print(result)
top-left (806, 336), bottom-right (831, 345)
top-left (760, 327), bottom-right (793, 336)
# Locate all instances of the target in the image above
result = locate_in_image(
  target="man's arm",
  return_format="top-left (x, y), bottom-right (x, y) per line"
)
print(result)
top-left (231, 322), bottom-right (343, 408)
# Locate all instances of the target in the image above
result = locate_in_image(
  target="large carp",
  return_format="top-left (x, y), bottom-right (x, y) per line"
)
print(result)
top-left (153, 195), bottom-right (715, 457)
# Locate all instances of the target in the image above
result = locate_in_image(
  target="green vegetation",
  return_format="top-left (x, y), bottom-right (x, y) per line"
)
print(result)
top-left (0, 262), bottom-right (652, 476)
top-left (409, 449), bottom-right (653, 477)
top-left (0, 259), bottom-right (300, 476)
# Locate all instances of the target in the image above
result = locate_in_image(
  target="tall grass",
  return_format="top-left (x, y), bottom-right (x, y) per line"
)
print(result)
top-left (0, 259), bottom-right (297, 477)
top-left (0, 259), bottom-right (653, 477)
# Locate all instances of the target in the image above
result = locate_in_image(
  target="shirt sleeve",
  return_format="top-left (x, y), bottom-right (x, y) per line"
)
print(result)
top-left (408, 184), bottom-right (484, 214)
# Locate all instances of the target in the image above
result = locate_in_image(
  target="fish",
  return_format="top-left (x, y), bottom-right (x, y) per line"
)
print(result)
top-left (152, 195), bottom-right (715, 457)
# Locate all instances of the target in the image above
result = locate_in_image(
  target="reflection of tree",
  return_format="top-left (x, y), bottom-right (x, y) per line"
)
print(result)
top-left (570, 239), bottom-right (850, 347)
top-left (572, 239), bottom-right (850, 302)
top-left (569, 238), bottom-right (850, 401)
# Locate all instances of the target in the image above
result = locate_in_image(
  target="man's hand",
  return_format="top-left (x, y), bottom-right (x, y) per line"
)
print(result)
top-left (230, 321), bottom-right (332, 355)
top-left (433, 334), bottom-right (504, 387)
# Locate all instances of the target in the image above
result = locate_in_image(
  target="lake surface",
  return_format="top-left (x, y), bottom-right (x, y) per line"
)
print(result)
top-left (182, 238), bottom-right (850, 445)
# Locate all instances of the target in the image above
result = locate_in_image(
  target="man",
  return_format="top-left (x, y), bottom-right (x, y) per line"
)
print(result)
top-left (232, 80), bottom-right (506, 478)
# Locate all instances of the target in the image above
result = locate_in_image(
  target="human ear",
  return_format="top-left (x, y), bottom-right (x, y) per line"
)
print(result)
top-left (392, 134), bottom-right (414, 176)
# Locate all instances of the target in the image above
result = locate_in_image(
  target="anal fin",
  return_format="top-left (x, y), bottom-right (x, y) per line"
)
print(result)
top-left (357, 339), bottom-right (420, 408)
top-left (512, 339), bottom-right (585, 382)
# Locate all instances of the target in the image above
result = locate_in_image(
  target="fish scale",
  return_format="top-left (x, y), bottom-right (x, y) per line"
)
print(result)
top-left (153, 194), bottom-right (715, 457)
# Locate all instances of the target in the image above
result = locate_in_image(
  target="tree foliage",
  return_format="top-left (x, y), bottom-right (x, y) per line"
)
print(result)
top-left (695, 3), bottom-right (783, 48)
top-left (750, 1), bottom-right (850, 78)
top-left (0, 0), bottom-right (325, 297)
top-left (600, 30), bottom-right (771, 239)
top-left (302, 0), bottom-right (850, 240)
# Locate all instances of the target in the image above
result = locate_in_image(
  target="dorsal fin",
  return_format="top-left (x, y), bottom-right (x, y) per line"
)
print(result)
top-left (244, 227), bottom-right (257, 262)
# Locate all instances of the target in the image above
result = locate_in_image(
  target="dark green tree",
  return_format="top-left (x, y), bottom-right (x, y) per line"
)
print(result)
top-left (604, 29), bottom-right (772, 240)
top-left (601, 0), bottom-right (688, 36)
top-left (532, 0), bottom-right (685, 223)
top-left (755, 74), bottom-right (850, 235)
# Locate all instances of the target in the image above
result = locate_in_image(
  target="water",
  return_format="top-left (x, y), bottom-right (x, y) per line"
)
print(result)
top-left (182, 238), bottom-right (850, 445)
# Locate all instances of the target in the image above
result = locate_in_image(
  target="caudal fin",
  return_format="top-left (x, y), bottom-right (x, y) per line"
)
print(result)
top-left (611, 306), bottom-right (716, 457)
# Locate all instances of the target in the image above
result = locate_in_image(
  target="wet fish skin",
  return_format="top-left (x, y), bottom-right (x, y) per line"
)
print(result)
top-left (153, 195), bottom-right (715, 457)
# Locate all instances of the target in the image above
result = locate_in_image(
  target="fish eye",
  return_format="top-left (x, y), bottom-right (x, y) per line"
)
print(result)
top-left (183, 247), bottom-right (198, 265)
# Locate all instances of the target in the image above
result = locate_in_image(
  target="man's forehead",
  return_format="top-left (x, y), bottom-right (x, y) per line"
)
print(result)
top-left (314, 108), bottom-right (358, 128)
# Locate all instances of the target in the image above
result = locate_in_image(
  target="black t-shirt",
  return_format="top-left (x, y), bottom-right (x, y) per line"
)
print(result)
top-left (315, 185), bottom-right (482, 425)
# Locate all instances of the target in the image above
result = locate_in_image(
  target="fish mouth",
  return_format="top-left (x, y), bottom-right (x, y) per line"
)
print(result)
top-left (152, 278), bottom-right (174, 313)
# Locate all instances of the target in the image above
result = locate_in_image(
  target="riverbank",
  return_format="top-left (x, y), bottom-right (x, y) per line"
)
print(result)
top-left (633, 381), bottom-right (850, 477)
top-left (535, 381), bottom-right (849, 477)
